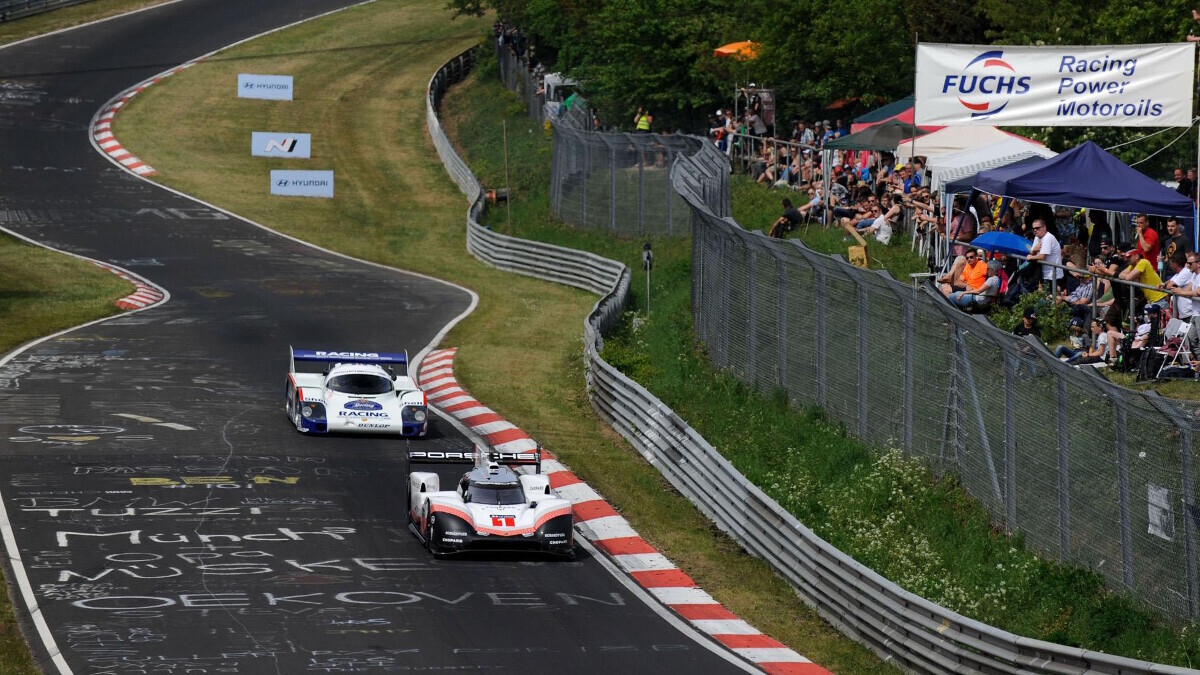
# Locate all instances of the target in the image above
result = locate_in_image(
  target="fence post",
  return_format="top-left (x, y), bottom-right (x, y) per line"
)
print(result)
top-left (1004, 349), bottom-right (1017, 529)
top-left (858, 278), bottom-right (868, 440)
top-left (747, 247), bottom-right (758, 384)
top-left (778, 255), bottom-right (788, 389)
top-left (816, 266), bottom-right (826, 407)
top-left (903, 297), bottom-right (914, 454)
top-left (1057, 374), bottom-right (1071, 559)
top-left (638, 147), bottom-right (646, 235)
top-left (610, 137), bottom-right (618, 232)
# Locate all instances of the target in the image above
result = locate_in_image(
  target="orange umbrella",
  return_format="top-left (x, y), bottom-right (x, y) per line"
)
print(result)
top-left (713, 40), bottom-right (760, 61)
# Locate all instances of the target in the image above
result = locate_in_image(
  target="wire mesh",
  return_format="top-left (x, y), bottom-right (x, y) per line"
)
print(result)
top-left (673, 143), bottom-right (1200, 622)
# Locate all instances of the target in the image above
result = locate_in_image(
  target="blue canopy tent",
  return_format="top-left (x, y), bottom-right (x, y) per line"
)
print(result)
top-left (972, 141), bottom-right (1195, 220)
top-left (943, 156), bottom-right (1046, 195)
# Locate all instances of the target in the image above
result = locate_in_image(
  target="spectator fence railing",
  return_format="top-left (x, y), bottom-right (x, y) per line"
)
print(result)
top-left (460, 43), bottom-right (1200, 671)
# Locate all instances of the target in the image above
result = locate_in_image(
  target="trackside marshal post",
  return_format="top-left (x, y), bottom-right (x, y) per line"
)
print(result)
top-left (915, 43), bottom-right (1194, 127)
top-left (238, 74), bottom-right (294, 101)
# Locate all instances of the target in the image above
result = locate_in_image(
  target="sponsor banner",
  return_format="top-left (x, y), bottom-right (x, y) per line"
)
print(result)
top-left (238, 73), bottom-right (294, 100)
top-left (251, 132), bottom-right (312, 158)
top-left (915, 43), bottom-right (1195, 127)
top-left (271, 170), bottom-right (333, 198)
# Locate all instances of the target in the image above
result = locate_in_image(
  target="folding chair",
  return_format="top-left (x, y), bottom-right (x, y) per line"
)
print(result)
top-left (1155, 317), bottom-right (1194, 378)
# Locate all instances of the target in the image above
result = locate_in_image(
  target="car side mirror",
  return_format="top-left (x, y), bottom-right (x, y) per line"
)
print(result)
top-left (529, 501), bottom-right (538, 509)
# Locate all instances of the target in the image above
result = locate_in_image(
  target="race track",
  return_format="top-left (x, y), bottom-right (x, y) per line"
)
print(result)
top-left (0, 1), bottom-right (753, 672)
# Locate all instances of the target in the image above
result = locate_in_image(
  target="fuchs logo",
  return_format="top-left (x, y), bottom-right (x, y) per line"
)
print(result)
top-left (264, 138), bottom-right (298, 153)
top-left (345, 399), bottom-right (382, 411)
top-left (941, 50), bottom-right (1032, 119)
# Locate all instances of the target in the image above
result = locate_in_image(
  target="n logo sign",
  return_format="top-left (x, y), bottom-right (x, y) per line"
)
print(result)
top-left (252, 132), bottom-right (311, 158)
top-left (265, 138), bottom-right (298, 153)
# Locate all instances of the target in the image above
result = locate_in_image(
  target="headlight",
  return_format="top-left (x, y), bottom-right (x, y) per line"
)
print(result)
top-left (413, 409), bottom-right (427, 422)
top-left (302, 405), bottom-right (313, 418)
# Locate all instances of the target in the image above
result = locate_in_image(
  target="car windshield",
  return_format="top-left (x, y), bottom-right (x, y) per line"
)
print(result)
top-left (468, 485), bottom-right (525, 506)
top-left (327, 373), bottom-right (392, 395)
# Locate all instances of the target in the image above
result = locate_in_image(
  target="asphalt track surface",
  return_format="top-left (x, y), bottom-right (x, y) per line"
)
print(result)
top-left (0, 2), bottom-right (752, 673)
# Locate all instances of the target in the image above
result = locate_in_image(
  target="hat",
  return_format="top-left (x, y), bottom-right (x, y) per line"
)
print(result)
top-left (1098, 235), bottom-right (1112, 245)
top-left (715, 109), bottom-right (723, 116)
top-left (833, 165), bottom-right (843, 175)
top-left (986, 260), bottom-right (1002, 271)
top-left (1023, 308), bottom-right (1037, 320)
top-left (823, 119), bottom-right (831, 125)
top-left (1123, 246), bottom-right (1140, 258)
top-left (748, 82), bottom-right (756, 88)
top-left (1069, 317), bottom-right (1084, 328)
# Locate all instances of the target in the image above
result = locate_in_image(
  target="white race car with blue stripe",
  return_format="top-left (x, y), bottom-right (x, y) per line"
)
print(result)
top-left (285, 347), bottom-right (428, 437)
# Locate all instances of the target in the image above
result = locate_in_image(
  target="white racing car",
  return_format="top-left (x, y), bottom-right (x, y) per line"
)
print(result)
top-left (286, 347), bottom-right (428, 437)
top-left (407, 446), bottom-right (575, 558)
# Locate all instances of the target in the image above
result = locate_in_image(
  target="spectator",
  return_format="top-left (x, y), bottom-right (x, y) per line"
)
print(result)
top-left (633, 106), bottom-right (653, 133)
top-left (1191, 167), bottom-right (1199, 202)
top-left (946, 196), bottom-right (978, 258)
top-left (1013, 307), bottom-right (1041, 337)
top-left (1073, 317), bottom-right (1111, 365)
top-left (1085, 210), bottom-right (1113, 257)
top-left (1163, 216), bottom-right (1191, 262)
top-left (769, 198), bottom-right (804, 238)
top-left (1104, 309), bottom-right (1125, 362)
top-left (841, 202), bottom-right (893, 245)
top-left (1089, 236), bottom-right (1121, 277)
top-left (1133, 213), bottom-right (1160, 271)
top-left (1027, 218), bottom-right (1064, 290)
top-left (1054, 317), bottom-right (1088, 361)
top-left (1176, 168), bottom-right (1194, 201)
top-left (797, 186), bottom-right (823, 222)
top-left (940, 248), bottom-right (987, 297)
top-left (1167, 252), bottom-right (1200, 341)
top-left (745, 83), bottom-right (762, 118)
top-left (1116, 243), bottom-right (1167, 317)
top-left (1059, 266), bottom-right (1096, 322)
top-left (1162, 250), bottom-right (1196, 323)
top-left (949, 260), bottom-right (1002, 310)
top-left (795, 120), bottom-right (814, 146)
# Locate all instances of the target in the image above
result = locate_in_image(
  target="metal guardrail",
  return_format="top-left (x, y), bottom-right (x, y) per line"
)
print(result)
top-left (0, 0), bottom-right (93, 22)
top-left (426, 46), bottom-right (1197, 675)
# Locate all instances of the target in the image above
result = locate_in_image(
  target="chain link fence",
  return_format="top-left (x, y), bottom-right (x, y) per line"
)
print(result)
top-left (549, 124), bottom-right (707, 236)
top-left (675, 140), bottom-right (1200, 623)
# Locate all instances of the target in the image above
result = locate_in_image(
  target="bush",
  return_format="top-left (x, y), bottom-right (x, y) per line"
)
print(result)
top-left (989, 290), bottom-right (1069, 343)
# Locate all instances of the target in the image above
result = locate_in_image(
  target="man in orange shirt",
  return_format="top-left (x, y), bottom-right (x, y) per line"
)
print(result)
top-left (940, 248), bottom-right (987, 297)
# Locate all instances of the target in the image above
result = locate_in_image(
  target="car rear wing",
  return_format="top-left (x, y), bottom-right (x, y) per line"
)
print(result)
top-left (290, 346), bottom-right (408, 374)
top-left (408, 444), bottom-right (543, 473)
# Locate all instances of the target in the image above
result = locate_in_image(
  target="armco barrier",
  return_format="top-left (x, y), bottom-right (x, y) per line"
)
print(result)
top-left (427, 47), bottom-right (1197, 675)
top-left (0, 0), bottom-right (93, 22)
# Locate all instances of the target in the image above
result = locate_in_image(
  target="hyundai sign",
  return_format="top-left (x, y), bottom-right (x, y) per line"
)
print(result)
top-left (252, 132), bottom-right (312, 158)
top-left (915, 43), bottom-right (1194, 127)
top-left (270, 170), bottom-right (333, 198)
top-left (238, 74), bottom-right (294, 100)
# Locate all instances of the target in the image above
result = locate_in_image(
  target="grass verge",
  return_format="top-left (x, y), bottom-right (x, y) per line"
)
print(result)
top-left (444, 51), bottom-right (1200, 666)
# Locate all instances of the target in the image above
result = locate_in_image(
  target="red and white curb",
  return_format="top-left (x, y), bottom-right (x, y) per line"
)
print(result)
top-left (91, 64), bottom-right (195, 177)
top-left (93, 262), bottom-right (165, 310)
top-left (418, 348), bottom-right (828, 675)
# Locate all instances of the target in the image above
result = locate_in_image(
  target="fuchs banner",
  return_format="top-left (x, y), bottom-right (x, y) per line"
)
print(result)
top-left (915, 43), bottom-right (1195, 127)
